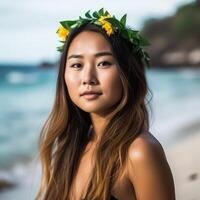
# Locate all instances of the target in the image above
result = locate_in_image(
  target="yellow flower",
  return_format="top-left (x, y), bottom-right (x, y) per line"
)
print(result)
top-left (98, 14), bottom-right (111, 24)
top-left (57, 25), bottom-right (70, 41)
top-left (103, 23), bottom-right (114, 36)
top-left (98, 14), bottom-right (114, 36)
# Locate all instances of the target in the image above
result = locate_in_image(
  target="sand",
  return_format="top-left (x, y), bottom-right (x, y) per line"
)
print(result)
top-left (166, 129), bottom-right (200, 200)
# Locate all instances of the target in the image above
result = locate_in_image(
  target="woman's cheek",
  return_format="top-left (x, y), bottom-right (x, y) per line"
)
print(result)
top-left (102, 72), bottom-right (122, 100)
top-left (65, 74), bottom-right (78, 97)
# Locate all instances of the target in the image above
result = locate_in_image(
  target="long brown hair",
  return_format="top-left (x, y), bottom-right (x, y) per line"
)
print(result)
top-left (36, 23), bottom-right (151, 200)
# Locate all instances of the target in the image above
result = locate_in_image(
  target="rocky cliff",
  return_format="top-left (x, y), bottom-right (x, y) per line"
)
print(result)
top-left (142, 0), bottom-right (200, 68)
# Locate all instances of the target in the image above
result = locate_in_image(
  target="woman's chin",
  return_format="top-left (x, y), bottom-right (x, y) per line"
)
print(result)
top-left (79, 105), bottom-right (114, 117)
top-left (79, 107), bottom-right (104, 114)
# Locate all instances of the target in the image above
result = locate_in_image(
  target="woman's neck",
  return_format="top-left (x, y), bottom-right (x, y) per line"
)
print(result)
top-left (90, 112), bottom-right (112, 143)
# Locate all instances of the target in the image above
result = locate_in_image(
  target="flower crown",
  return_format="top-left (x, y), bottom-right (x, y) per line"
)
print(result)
top-left (56, 8), bottom-right (150, 66)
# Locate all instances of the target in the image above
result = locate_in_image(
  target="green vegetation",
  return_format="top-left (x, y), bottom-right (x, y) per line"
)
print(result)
top-left (142, 0), bottom-right (200, 67)
top-left (143, 1), bottom-right (200, 40)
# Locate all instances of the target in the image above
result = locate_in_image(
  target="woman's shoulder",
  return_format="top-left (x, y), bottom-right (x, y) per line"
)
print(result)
top-left (125, 130), bottom-right (170, 183)
top-left (127, 131), bottom-right (165, 163)
top-left (125, 131), bottom-right (175, 199)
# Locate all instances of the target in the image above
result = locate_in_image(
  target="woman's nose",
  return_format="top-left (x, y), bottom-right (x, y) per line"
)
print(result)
top-left (82, 66), bottom-right (98, 85)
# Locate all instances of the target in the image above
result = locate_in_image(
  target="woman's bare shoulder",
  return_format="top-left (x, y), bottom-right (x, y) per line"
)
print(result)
top-left (125, 131), bottom-right (175, 200)
top-left (128, 131), bottom-right (165, 161)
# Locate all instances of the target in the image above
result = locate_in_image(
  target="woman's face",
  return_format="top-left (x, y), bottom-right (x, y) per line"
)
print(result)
top-left (64, 31), bottom-right (123, 116)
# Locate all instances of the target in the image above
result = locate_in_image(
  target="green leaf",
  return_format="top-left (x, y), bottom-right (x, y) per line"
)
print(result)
top-left (129, 29), bottom-right (139, 38)
top-left (139, 35), bottom-right (150, 46)
top-left (98, 8), bottom-right (104, 16)
top-left (104, 18), bottom-right (123, 29)
top-left (71, 22), bottom-right (78, 29)
top-left (127, 31), bottom-right (136, 41)
top-left (85, 10), bottom-right (92, 18)
top-left (92, 11), bottom-right (99, 18)
top-left (93, 21), bottom-right (101, 26)
top-left (79, 16), bottom-right (91, 21)
top-left (57, 45), bottom-right (64, 52)
top-left (60, 22), bottom-right (69, 29)
top-left (120, 14), bottom-right (127, 26)
top-left (60, 20), bottom-right (77, 29)
top-left (76, 20), bottom-right (84, 28)
top-left (105, 11), bottom-right (110, 15)
top-left (121, 30), bottom-right (129, 39)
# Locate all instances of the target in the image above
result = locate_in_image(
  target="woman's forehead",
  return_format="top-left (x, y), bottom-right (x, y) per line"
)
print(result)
top-left (67, 31), bottom-right (113, 55)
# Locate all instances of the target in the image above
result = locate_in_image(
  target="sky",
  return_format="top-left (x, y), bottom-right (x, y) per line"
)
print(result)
top-left (0, 0), bottom-right (194, 65)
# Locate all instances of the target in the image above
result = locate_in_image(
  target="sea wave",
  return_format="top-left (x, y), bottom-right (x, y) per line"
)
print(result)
top-left (6, 71), bottom-right (38, 84)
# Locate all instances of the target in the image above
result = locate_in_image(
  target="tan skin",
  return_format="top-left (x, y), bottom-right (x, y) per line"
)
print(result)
top-left (64, 31), bottom-right (175, 200)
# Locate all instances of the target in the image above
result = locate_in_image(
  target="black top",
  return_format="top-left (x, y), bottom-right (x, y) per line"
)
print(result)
top-left (111, 195), bottom-right (118, 200)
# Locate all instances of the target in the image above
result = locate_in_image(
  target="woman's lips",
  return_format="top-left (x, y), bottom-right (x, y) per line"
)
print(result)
top-left (81, 92), bottom-right (102, 100)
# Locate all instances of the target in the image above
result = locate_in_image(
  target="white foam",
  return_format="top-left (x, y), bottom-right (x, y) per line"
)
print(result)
top-left (6, 71), bottom-right (37, 84)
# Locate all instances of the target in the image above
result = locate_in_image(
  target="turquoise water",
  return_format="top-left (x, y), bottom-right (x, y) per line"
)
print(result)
top-left (0, 65), bottom-right (200, 199)
top-left (0, 66), bottom-right (58, 169)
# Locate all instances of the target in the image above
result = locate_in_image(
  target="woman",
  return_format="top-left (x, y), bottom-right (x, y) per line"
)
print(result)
top-left (36, 9), bottom-right (175, 200)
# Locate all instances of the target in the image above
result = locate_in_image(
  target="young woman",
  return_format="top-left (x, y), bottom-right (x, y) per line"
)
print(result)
top-left (36, 9), bottom-right (175, 200)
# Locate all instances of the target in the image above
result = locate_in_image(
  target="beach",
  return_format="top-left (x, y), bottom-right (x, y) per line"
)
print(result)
top-left (166, 122), bottom-right (200, 200)
top-left (0, 66), bottom-right (200, 199)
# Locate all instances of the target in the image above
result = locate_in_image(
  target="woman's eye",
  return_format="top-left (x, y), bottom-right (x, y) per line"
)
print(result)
top-left (98, 61), bottom-right (111, 67)
top-left (70, 63), bottom-right (82, 69)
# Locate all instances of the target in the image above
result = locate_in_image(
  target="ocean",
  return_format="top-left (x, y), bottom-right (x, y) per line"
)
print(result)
top-left (0, 65), bottom-right (200, 199)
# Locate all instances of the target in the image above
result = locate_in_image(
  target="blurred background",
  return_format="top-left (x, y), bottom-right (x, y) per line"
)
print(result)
top-left (0, 0), bottom-right (200, 199)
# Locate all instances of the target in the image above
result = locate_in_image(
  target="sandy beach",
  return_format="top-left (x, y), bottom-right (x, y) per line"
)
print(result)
top-left (166, 123), bottom-right (200, 200)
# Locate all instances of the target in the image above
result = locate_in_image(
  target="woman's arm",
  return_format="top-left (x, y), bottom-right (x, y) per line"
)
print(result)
top-left (127, 132), bottom-right (176, 200)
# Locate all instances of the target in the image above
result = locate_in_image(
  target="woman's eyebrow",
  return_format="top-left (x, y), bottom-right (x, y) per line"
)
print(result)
top-left (67, 51), bottom-right (113, 60)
